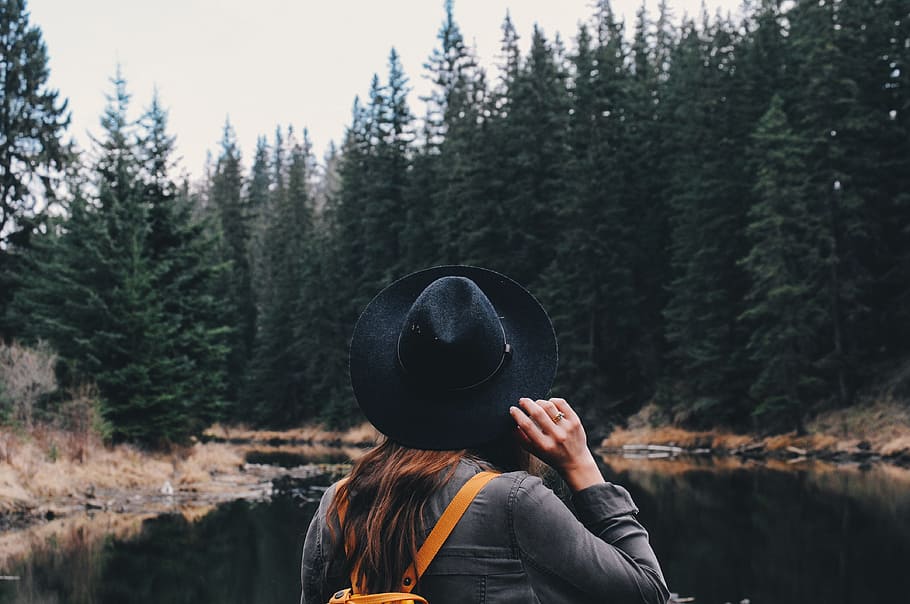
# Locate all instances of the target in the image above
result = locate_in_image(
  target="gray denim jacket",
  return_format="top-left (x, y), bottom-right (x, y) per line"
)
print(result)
top-left (300, 459), bottom-right (670, 604)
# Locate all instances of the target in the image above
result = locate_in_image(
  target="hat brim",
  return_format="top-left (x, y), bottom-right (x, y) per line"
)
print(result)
top-left (350, 266), bottom-right (558, 450)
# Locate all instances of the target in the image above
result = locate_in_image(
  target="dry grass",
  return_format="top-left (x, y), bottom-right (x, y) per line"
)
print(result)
top-left (204, 421), bottom-right (379, 445)
top-left (762, 432), bottom-right (841, 452)
top-left (171, 442), bottom-right (244, 489)
top-left (0, 417), bottom-right (373, 516)
top-left (0, 463), bottom-right (32, 513)
top-left (17, 435), bottom-right (173, 498)
top-left (808, 397), bottom-right (910, 455)
top-left (882, 435), bottom-right (910, 457)
top-left (0, 427), bottom-right (263, 511)
top-left (604, 399), bottom-right (910, 458)
top-left (597, 451), bottom-right (867, 477)
top-left (0, 417), bottom-right (367, 530)
top-left (602, 424), bottom-right (754, 450)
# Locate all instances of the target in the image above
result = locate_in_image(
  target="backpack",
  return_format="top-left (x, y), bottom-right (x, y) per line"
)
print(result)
top-left (327, 471), bottom-right (499, 604)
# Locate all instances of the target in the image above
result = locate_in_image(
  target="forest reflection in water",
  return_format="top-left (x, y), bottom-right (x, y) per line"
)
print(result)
top-left (2, 456), bottom-right (910, 604)
top-left (602, 456), bottom-right (910, 604)
top-left (0, 496), bottom-right (317, 604)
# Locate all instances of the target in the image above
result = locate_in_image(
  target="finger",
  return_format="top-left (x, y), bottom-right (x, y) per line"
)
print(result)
top-left (512, 412), bottom-right (555, 459)
top-left (536, 399), bottom-right (566, 429)
top-left (513, 421), bottom-right (534, 449)
top-left (510, 404), bottom-right (548, 444)
top-left (549, 398), bottom-right (576, 423)
top-left (522, 398), bottom-right (557, 431)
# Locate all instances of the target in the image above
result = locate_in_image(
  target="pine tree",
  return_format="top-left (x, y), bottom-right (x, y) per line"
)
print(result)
top-left (0, 0), bottom-right (72, 336)
top-left (0, 0), bottom-right (71, 234)
top-left (245, 129), bottom-right (316, 425)
top-left (737, 1), bottom-right (789, 107)
top-left (829, 0), bottom-right (910, 363)
top-left (538, 24), bottom-right (610, 414)
top-left (24, 72), bottom-right (165, 440)
top-left (624, 1), bottom-right (674, 390)
top-left (174, 0), bottom-right (910, 431)
top-left (311, 49), bottom-right (422, 426)
top-left (875, 0), bottom-right (910, 352)
top-left (419, 0), bottom-right (493, 266)
top-left (539, 6), bottom-right (642, 421)
top-left (361, 51), bottom-right (414, 287)
top-left (139, 90), bottom-right (229, 439)
top-left (444, 12), bottom-right (515, 271)
top-left (294, 183), bottom-right (355, 426)
top-left (303, 132), bottom-right (363, 427)
top-left (786, 0), bottom-right (876, 404)
top-left (10, 184), bottom-right (112, 389)
top-left (492, 25), bottom-right (568, 284)
top-left (497, 11), bottom-right (521, 86)
top-left (740, 95), bottom-right (829, 432)
top-left (0, 0), bottom-right (73, 250)
top-left (333, 97), bottom-right (374, 309)
top-left (246, 135), bottom-right (272, 324)
top-left (653, 0), bottom-right (675, 83)
top-left (209, 120), bottom-right (254, 406)
top-left (400, 108), bottom-right (441, 272)
top-left (422, 0), bottom-right (481, 146)
top-left (313, 141), bottom-right (340, 217)
top-left (380, 48), bottom-right (413, 277)
top-left (13, 74), bottom-right (227, 443)
top-left (661, 15), bottom-right (754, 423)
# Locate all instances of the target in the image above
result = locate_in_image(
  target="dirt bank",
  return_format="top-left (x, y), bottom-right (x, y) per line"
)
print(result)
top-left (602, 400), bottom-right (910, 466)
top-left (0, 423), bottom-right (372, 537)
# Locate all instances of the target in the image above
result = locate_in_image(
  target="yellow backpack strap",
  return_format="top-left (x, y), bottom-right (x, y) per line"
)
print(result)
top-left (328, 588), bottom-right (428, 604)
top-left (399, 471), bottom-right (499, 593)
top-left (334, 471), bottom-right (499, 597)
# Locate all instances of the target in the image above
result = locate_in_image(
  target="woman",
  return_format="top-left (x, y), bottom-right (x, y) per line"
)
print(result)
top-left (301, 266), bottom-right (669, 604)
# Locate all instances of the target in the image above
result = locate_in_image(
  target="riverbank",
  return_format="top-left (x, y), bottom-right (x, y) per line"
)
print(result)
top-left (6, 398), bottom-right (910, 527)
top-left (4, 417), bottom-right (910, 604)
top-left (5, 399), bottom-right (910, 545)
top-left (602, 400), bottom-right (910, 466)
top-left (0, 423), bottom-right (372, 540)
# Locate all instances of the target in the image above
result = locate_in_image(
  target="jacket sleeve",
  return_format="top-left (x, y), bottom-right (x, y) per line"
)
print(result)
top-left (302, 482), bottom-right (345, 604)
top-left (512, 476), bottom-right (670, 604)
top-left (300, 507), bottom-right (326, 604)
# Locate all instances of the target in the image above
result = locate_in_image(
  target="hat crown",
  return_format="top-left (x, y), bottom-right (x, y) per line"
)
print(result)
top-left (398, 276), bottom-right (508, 391)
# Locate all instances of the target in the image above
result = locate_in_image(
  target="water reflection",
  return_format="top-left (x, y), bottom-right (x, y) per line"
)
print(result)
top-left (600, 456), bottom-right (910, 604)
top-left (2, 457), bottom-right (910, 604)
top-left (244, 446), bottom-right (356, 467)
top-left (0, 497), bottom-right (315, 604)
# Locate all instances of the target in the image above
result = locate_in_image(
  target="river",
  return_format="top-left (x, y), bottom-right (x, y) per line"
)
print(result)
top-left (1, 453), bottom-right (909, 604)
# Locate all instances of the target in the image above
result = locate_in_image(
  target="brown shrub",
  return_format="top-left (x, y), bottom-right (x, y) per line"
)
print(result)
top-left (203, 421), bottom-right (379, 445)
top-left (0, 340), bottom-right (57, 428)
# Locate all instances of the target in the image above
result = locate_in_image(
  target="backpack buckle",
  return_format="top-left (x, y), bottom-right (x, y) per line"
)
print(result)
top-left (329, 588), bottom-right (353, 603)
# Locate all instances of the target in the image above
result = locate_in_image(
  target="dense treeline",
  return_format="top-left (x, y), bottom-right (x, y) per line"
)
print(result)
top-left (6, 69), bottom-right (229, 443)
top-left (1, 0), bottom-right (908, 443)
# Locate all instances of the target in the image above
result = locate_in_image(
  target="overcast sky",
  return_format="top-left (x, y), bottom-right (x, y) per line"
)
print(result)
top-left (28, 0), bottom-right (743, 181)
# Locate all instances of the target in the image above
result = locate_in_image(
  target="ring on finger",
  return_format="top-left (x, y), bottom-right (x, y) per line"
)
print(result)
top-left (551, 411), bottom-right (566, 424)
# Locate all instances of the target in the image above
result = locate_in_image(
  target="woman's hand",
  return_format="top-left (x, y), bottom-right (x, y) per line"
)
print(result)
top-left (509, 397), bottom-right (605, 492)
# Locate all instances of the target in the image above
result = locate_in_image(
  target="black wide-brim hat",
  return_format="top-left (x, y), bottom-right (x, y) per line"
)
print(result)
top-left (350, 266), bottom-right (558, 450)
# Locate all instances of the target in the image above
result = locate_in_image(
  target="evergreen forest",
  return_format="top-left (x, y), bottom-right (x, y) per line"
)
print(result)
top-left (2, 0), bottom-right (909, 444)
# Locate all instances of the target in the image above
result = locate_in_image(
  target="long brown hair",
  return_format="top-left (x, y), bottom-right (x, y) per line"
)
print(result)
top-left (327, 439), bottom-right (469, 593)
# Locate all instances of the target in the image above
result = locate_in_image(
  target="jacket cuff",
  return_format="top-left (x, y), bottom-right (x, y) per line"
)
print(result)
top-left (572, 482), bottom-right (639, 525)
